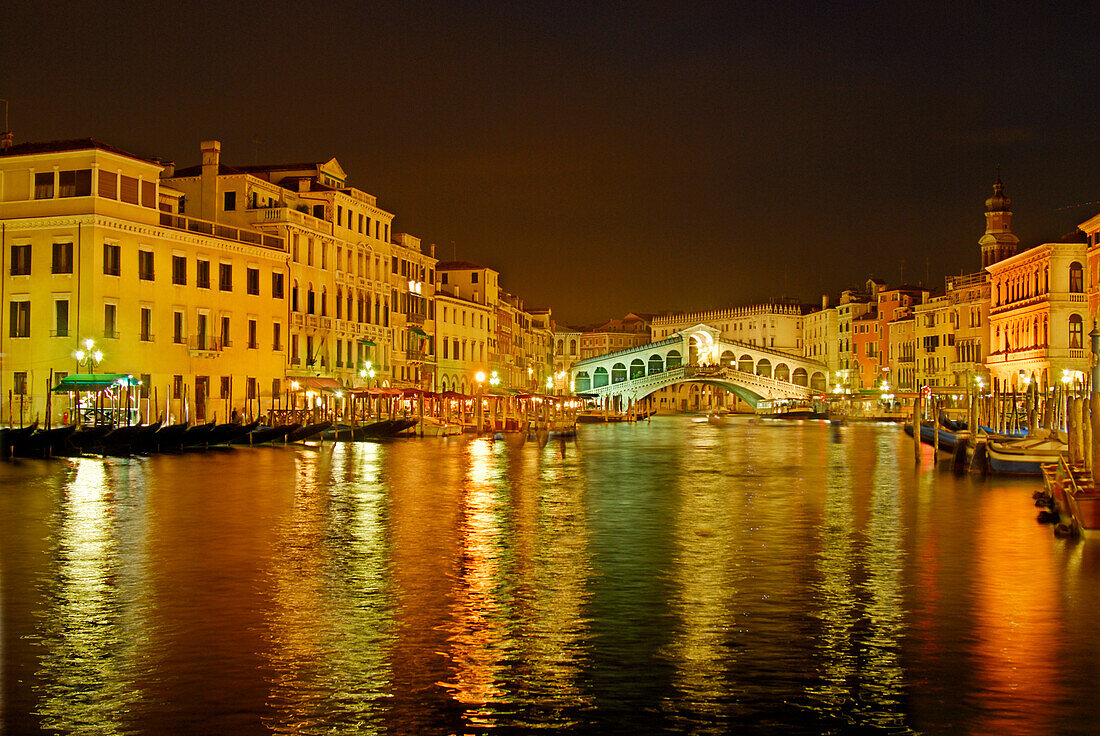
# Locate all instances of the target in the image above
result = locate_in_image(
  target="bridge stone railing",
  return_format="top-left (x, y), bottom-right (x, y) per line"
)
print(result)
top-left (581, 364), bottom-right (816, 402)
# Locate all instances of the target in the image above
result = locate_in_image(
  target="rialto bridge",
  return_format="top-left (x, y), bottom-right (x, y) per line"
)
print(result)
top-left (570, 323), bottom-right (829, 409)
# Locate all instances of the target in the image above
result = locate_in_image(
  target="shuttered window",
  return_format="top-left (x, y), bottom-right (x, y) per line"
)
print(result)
top-left (98, 170), bottom-right (117, 199)
top-left (141, 180), bottom-right (156, 208)
top-left (120, 175), bottom-right (139, 204)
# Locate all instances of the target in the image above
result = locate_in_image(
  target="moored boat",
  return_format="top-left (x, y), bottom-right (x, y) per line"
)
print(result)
top-left (986, 436), bottom-right (1066, 475)
top-left (286, 421), bottom-right (332, 443)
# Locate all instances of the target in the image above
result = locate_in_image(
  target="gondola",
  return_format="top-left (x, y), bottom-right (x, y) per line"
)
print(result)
top-left (230, 423), bottom-right (299, 445)
top-left (2, 422), bottom-right (41, 458)
top-left (206, 420), bottom-right (260, 446)
top-left (180, 422), bottom-right (216, 448)
top-left (16, 425), bottom-right (77, 458)
top-left (147, 422), bottom-right (190, 453)
top-left (99, 422), bottom-right (161, 455)
top-left (286, 421), bottom-right (332, 443)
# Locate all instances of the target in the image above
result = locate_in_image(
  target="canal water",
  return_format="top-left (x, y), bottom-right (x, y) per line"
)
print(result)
top-left (3, 416), bottom-right (1100, 735)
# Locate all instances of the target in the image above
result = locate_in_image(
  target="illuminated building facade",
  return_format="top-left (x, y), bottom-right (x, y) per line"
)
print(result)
top-left (0, 139), bottom-right (288, 423)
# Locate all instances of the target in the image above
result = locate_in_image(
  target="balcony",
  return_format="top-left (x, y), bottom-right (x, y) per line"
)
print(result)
top-left (406, 311), bottom-right (425, 326)
top-left (247, 205), bottom-right (333, 236)
top-left (188, 335), bottom-right (222, 356)
top-left (160, 212), bottom-right (284, 251)
top-left (406, 348), bottom-right (429, 362)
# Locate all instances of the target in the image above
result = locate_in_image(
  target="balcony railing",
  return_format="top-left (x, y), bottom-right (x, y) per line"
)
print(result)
top-left (188, 335), bottom-right (222, 352)
top-left (161, 212), bottom-right (285, 250)
top-left (406, 311), bottom-right (426, 325)
top-left (248, 206), bottom-right (333, 236)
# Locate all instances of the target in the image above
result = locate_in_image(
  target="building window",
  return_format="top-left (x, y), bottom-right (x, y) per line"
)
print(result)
top-left (1070, 262), bottom-right (1084, 293)
top-left (221, 316), bottom-right (231, 348)
top-left (472, 272), bottom-right (479, 284)
top-left (140, 307), bottom-right (153, 341)
top-left (248, 319), bottom-right (257, 349)
top-left (58, 170), bottom-right (92, 197)
top-left (103, 243), bottom-right (120, 276)
top-left (174, 311), bottom-right (185, 343)
top-left (104, 303), bottom-right (117, 338)
top-left (272, 378), bottom-right (281, 400)
top-left (172, 255), bottom-right (187, 285)
top-left (247, 377), bottom-right (257, 400)
top-left (246, 267), bottom-right (259, 295)
top-left (224, 191), bottom-right (236, 211)
top-left (9, 300), bottom-right (30, 337)
top-left (292, 284), bottom-right (299, 312)
top-left (10, 244), bottom-right (30, 275)
top-left (197, 260), bottom-right (210, 289)
top-left (13, 372), bottom-right (27, 395)
top-left (1070, 314), bottom-right (1084, 348)
top-left (272, 272), bottom-right (284, 299)
top-left (54, 299), bottom-right (69, 337)
top-left (138, 250), bottom-right (154, 280)
top-left (51, 242), bottom-right (73, 274)
top-left (273, 322), bottom-right (282, 351)
top-left (173, 375), bottom-right (183, 399)
top-left (219, 263), bottom-right (232, 291)
top-left (34, 172), bottom-right (54, 199)
top-left (220, 376), bottom-right (231, 399)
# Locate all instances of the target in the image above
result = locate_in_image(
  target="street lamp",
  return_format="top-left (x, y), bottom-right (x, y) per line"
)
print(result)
top-left (74, 338), bottom-right (104, 374)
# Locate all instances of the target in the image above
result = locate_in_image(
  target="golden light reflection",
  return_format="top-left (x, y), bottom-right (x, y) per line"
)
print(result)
top-left (970, 490), bottom-right (1062, 735)
top-left (34, 458), bottom-right (138, 735)
top-left (262, 444), bottom-right (394, 734)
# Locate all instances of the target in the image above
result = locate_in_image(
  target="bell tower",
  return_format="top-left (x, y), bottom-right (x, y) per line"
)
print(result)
top-left (980, 176), bottom-right (1019, 268)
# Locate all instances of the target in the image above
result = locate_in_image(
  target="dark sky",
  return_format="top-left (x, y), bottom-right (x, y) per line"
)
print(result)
top-left (3, 1), bottom-right (1099, 325)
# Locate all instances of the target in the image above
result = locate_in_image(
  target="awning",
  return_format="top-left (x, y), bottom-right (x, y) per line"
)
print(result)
top-left (51, 373), bottom-right (140, 393)
top-left (408, 326), bottom-right (428, 338)
top-left (292, 376), bottom-right (342, 391)
top-left (359, 339), bottom-right (377, 347)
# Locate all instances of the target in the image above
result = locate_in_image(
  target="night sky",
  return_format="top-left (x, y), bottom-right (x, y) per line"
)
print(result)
top-left (2, 2), bottom-right (1099, 325)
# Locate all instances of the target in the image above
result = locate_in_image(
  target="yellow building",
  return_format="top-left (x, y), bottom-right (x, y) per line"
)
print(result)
top-left (164, 141), bottom-right (437, 397)
top-left (1, 138), bottom-right (288, 425)
top-left (434, 261), bottom-right (497, 393)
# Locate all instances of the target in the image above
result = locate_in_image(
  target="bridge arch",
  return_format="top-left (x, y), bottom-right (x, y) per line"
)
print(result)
top-left (811, 371), bottom-right (826, 391)
top-left (648, 354), bottom-right (663, 375)
top-left (720, 350), bottom-right (734, 367)
top-left (793, 367), bottom-right (808, 386)
top-left (630, 358), bottom-right (645, 379)
top-left (593, 367), bottom-right (609, 388)
top-left (757, 358), bottom-right (771, 378)
top-left (775, 363), bottom-right (790, 382)
top-left (612, 363), bottom-right (627, 384)
top-left (666, 350), bottom-right (682, 369)
top-left (738, 354), bottom-right (753, 372)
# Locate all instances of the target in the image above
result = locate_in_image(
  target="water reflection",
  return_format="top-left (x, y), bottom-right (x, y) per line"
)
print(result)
top-left (33, 459), bottom-right (140, 734)
top-left (5, 419), bottom-right (1100, 734)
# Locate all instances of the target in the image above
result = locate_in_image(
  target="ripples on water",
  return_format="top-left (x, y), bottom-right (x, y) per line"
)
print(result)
top-left (4, 417), bottom-right (1100, 735)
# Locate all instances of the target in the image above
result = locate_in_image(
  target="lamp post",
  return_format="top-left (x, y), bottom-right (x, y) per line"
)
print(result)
top-left (74, 338), bottom-right (104, 374)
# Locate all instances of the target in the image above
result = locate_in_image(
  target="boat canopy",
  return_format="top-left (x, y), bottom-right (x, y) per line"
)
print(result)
top-left (51, 373), bottom-right (139, 393)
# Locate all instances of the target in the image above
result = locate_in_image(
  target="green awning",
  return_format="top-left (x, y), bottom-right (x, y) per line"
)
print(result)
top-left (51, 373), bottom-right (140, 393)
top-left (409, 326), bottom-right (428, 337)
top-left (359, 339), bottom-right (377, 346)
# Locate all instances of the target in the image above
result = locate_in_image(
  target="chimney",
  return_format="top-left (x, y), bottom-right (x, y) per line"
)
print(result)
top-left (430, 243), bottom-right (436, 258)
top-left (161, 160), bottom-right (175, 178)
top-left (200, 140), bottom-right (220, 221)
top-left (822, 294), bottom-right (830, 309)
top-left (0, 130), bottom-right (12, 151)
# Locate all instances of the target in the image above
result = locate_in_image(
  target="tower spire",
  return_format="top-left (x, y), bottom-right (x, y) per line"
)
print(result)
top-left (979, 174), bottom-right (1018, 268)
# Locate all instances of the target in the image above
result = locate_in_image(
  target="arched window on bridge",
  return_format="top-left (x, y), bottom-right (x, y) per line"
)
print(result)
top-left (811, 371), bottom-right (826, 391)
top-left (575, 371), bottom-right (592, 392)
top-left (593, 367), bottom-right (609, 388)
top-left (612, 363), bottom-right (627, 383)
top-left (757, 358), bottom-right (772, 378)
top-left (738, 354), bottom-right (753, 372)
top-left (792, 367), bottom-right (808, 386)
top-left (774, 363), bottom-right (790, 382)
top-left (630, 359), bottom-right (645, 379)
top-left (648, 354), bottom-right (664, 375)
top-left (666, 350), bottom-right (682, 370)
top-left (720, 350), bottom-right (734, 367)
